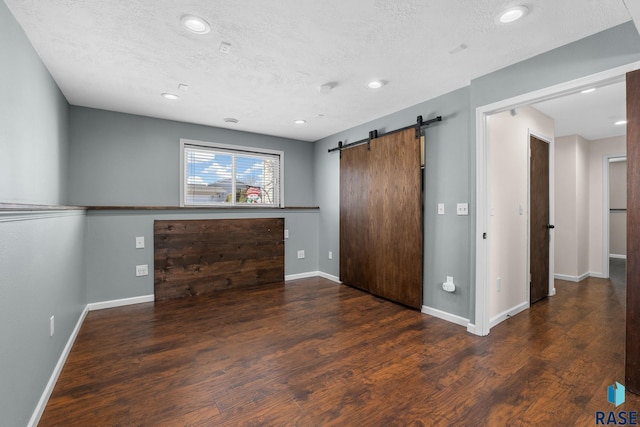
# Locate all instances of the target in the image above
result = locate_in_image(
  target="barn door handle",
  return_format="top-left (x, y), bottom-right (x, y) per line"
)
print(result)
top-left (546, 224), bottom-right (555, 229)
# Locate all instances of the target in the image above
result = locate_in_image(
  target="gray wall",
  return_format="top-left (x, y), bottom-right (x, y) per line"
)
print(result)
top-left (0, 213), bottom-right (86, 427)
top-left (0, 1), bottom-right (69, 205)
top-left (68, 107), bottom-right (315, 207)
top-left (0, 2), bottom-right (86, 426)
top-left (315, 22), bottom-right (640, 324)
top-left (68, 107), bottom-right (319, 303)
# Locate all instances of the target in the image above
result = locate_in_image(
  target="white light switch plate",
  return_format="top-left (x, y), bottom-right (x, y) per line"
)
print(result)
top-left (457, 203), bottom-right (469, 216)
top-left (437, 203), bottom-right (445, 215)
top-left (135, 236), bottom-right (145, 249)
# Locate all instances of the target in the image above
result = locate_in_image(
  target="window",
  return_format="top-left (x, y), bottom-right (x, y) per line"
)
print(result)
top-left (180, 139), bottom-right (284, 207)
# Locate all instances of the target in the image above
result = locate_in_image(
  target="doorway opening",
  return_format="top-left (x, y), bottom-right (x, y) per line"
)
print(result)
top-left (605, 156), bottom-right (627, 281)
top-left (473, 61), bottom-right (639, 337)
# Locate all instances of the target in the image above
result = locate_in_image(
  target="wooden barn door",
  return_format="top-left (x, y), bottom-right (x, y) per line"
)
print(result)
top-left (340, 128), bottom-right (423, 309)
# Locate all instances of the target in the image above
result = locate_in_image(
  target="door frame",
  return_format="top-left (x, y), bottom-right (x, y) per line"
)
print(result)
top-left (527, 131), bottom-right (555, 306)
top-left (472, 61), bottom-right (640, 337)
top-left (603, 154), bottom-right (628, 279)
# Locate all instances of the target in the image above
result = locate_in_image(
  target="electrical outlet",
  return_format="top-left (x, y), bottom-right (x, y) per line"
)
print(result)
top-left (284, 229), bottom-right (289, 239)
top-left (437, 203), bottom-right (445, 215)
top-left (136, 264), bottom-right (149, 276)
top-left (328, 251), bottom-right (333, 260)
top-left (50, 315), bottom-right (55, 337)
top-left (297, 250), bottom-right (305, 259)
top-left (135, 236), bottom-right (145, 249)
top-left (457, 203), bottom-right (469, 215)
top-left (442, 276), bottom-right (455, 292)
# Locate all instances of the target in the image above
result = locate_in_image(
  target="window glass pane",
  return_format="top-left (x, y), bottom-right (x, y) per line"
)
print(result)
top-left (183, 143), bottom-right (281, 207)
top-left (185, 148), bottom-right (233, 204)
top-left (236, 155), bottom-right (264, 204)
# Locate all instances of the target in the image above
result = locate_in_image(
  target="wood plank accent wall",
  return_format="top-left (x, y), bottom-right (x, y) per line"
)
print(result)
top-left (154, 218), bottom-right (284, 301)
top-left (627, 69), bottom-right (640, 393)
top-left (340, 128), bottom-right (423, 309)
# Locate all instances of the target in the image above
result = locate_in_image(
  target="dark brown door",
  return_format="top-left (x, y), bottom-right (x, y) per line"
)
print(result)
top-left (626, 69), bottom-right (640, 393)
top-left (339, 128), bottom-right (422, 309)
top-left (530, 135), bottom-right (551, 304)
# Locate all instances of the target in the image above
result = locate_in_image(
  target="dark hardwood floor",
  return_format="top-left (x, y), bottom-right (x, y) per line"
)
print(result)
top-left (40, 273), bottom-right (638, 426)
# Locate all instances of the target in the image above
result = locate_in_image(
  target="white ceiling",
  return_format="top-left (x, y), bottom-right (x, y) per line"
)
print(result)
top-left (533, 81), bottom-right (627, 141)
top-left (4, 0), bottom-right (635, 142)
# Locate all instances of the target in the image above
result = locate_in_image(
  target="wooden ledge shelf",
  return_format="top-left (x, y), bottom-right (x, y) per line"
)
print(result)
top-left (86, 206), bottom-right (319, 211)
top-left (0, 203), bottom-right (319, 213)
top-left (0, 203), bottom-right (87, 212)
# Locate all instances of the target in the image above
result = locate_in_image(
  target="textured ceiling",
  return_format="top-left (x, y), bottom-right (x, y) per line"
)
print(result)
top-left (4, 0), bottom-right (634, 142)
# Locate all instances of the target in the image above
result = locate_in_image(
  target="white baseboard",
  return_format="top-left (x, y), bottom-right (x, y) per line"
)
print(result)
top-left (285, 271), bottom-right (320, 281)
top-left (285, 271), bottom-right (341, 283)
top-left (578, 272), bottom-right (591, 282)
top-left (28, 305), bottom-right (89, 427)
top-left (554, 272), bottom-right (590, 282)
top-left (610, 254), bottom-right (627, 260)
top-left (589, 272), bottom-right (607, 279)
top-left (554, 273), bottom-right (576, 282)
top-left (87, 294), bottom-right (154, 311)
top-left (318, 271), bottom-right (341, 283)
top-left (421, 306), bottom-right (469, 328)
top-left (489, 301), bottom-right (529, 329)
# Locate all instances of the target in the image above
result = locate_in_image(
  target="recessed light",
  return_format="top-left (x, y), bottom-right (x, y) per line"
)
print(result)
top-left (181, 15), bottom-right (211, 34)
top-left (293, 119), bottom-right (307, 125)
top-left (581, 88), bottom-right (596, 94)
top-left (499, 6), bottom-right (529, 23)
top-left (161, 93), bottom-right (180, 100)
top-left (367, 80), bottom-right (384, 89)
top-left (615, 120), bottom-right (627, 126)
top-left (224, 117), bottom-right (239, 124)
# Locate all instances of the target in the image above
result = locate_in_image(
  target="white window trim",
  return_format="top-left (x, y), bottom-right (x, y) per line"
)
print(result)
top-left (180, 138), bottom-right (285, 208)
